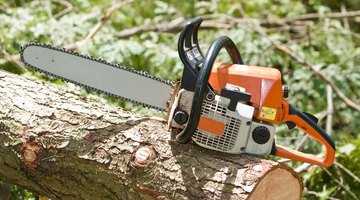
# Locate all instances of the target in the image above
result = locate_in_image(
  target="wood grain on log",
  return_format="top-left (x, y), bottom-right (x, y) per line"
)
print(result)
top-left (0, 70), bottom-right (302, 199)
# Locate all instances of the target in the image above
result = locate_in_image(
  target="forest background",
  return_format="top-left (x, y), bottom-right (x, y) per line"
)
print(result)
top-left (0, 0), bottom-right (359, 199)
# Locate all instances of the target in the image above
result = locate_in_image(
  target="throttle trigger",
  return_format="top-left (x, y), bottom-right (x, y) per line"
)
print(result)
top-left (285, 121), bottom-right (296, 130)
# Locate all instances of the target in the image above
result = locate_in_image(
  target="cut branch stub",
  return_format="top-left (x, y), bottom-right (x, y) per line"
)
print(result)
top-left (20, 138), bottom-right (41, 171)
top-left (131, 145), bottom-right (157, 168)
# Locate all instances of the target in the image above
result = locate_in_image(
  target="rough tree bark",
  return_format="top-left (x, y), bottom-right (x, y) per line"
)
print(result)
top-left (0, 70), bottom-right (302, 199)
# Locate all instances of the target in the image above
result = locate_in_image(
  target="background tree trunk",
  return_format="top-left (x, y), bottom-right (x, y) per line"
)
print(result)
top-left (0, 70), bottom-right (302, 199)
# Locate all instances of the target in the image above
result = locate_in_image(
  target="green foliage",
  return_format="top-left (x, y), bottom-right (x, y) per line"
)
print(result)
top-left (0, 178), bottom-right (37, 200)
top-left (0, 0), bottom-right (359, 199)
top-left (11, 185), bottom-right (37, 200)
top-left (304, 137), bottom-right (360, 199)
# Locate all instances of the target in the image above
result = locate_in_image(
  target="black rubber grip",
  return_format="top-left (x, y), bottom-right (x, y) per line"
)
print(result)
top-left (288, 104), bottom-right (335, 150)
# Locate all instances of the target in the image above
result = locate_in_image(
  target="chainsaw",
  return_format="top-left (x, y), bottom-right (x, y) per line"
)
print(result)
top-left (20, 17), bottom-right (335, 167)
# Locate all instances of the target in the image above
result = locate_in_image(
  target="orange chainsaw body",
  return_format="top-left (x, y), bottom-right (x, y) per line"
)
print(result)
top-left (209, 62), bottom-right (284, 123)
top-left (174, 17), bottom-right (335, 167)
top-left (203, 62), bottom-right (334, 167)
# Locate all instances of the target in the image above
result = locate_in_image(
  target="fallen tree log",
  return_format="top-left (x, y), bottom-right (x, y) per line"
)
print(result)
top-left (0, 70), bottom-right (302, 199)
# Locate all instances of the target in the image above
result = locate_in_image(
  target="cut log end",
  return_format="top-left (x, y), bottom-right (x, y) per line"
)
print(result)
top-left (249, 166), bottom-right (302, 200)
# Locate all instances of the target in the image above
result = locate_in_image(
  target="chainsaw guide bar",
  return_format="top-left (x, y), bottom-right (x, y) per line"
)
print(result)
top-left (20, 42), bottom-right (174, 112)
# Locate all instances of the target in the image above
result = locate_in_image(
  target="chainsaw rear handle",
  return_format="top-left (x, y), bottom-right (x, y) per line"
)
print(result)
top-left (176, 36), bottom-right (243, 143)
top-left (271, 100), bottom-right (335, 167)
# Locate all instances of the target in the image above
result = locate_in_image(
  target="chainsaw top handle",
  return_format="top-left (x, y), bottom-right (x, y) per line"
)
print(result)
top-left (176, 36), bottom-right (243, 143)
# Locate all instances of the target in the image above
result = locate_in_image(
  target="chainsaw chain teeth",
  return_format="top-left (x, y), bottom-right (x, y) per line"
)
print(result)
top-left (20, 42), bottom-right (174, 112)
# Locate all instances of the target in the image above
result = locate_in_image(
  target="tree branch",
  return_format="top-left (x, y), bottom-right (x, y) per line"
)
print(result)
top-left (114, 17), bottom-right (238, 38)
top-left (115, 17), bottom-right (185, 38)
top-left (304, 190), bottom-right (341, 200)
top-left (68, 10), bottom-right (360, 48)
top-left (263, 9), bottom-right (360, 25)
top-left (326, 85), bottom-right (333, 136)
top-left (0, 48), bottom-right (23, 72)
top-left (334, 161), bottom-right (360, 184)
top-left (66, 0), bottom-right (133, 51)
top-left (52, 0), bottom-right (73, 19)
top-left (324, 169), bottom-right (358, 200)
